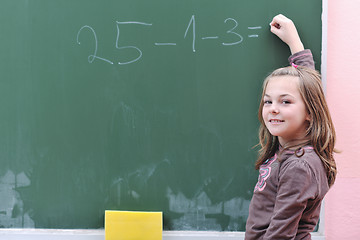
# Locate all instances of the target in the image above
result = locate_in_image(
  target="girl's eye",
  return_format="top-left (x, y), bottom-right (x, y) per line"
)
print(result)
top-left (264, 100), bottom-right (272, 104)
top-left (282, 100), bottom-right (291, 104)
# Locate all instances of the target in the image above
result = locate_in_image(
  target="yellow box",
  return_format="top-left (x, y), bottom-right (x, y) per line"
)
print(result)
top-left (105, 210), bottom-right (162, 240)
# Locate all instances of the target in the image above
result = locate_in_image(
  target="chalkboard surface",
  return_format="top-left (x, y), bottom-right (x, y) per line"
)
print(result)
top-left (0, 0), bottom-right (322, 230)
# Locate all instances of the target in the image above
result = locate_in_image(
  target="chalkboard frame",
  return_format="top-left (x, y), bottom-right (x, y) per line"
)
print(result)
top-left (0, 0), bottom-right (326, 237)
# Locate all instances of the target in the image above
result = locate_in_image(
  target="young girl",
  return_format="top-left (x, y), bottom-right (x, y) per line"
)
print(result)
top-left (245, 14), bottom-right (337, 239)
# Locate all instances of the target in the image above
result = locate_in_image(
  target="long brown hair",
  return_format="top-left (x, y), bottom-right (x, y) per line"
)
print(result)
top-left (256, 66), bottom-right (337, 187)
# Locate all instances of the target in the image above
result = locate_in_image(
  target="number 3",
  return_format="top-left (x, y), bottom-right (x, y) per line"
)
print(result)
top-left (222, 18), bottom-right (243, 46)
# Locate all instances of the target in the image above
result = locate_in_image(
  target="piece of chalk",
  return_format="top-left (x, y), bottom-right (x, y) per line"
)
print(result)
top-left (105, 210), bottom-right (162, 240)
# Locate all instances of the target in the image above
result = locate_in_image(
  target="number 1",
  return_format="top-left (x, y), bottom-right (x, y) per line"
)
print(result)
top-left (184, 15), bottom-right (196, 52)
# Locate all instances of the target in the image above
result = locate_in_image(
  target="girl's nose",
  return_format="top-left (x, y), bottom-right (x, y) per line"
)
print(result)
top-left (270, 104), bottom-right (279, 114)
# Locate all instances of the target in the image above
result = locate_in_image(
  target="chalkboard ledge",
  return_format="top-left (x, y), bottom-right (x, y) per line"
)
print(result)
top-left (0, 229), bottom-right (325, 240)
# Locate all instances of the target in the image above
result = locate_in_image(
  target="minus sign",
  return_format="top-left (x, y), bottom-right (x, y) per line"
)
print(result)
top-left (248, 26), bottom-right (262, 29)
top-left (154, 43), bottom-right (177, 46)
top-left (201, 36), bottom-right (219, 40)
top-left (248, 35), bottom-right (259, 38)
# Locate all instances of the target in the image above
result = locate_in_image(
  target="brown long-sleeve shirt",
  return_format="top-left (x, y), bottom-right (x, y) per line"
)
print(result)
top-left (245, 147), bottom-right (329, 239)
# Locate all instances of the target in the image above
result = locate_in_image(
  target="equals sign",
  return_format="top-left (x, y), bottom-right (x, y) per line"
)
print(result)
top-left (248, 26), bottom-right (262, 38)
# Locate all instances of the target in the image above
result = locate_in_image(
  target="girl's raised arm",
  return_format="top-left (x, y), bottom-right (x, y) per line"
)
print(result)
top-left (270, 14), bottom-right (315, 69)
top-left (270, 14), bottom-right (304, 55)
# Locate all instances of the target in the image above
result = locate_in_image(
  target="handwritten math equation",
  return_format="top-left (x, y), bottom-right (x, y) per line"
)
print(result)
top-left (76, 15), bottom-right (262, 65)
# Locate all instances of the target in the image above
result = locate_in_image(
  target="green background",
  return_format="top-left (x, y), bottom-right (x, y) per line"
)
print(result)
top-left (0, 0), bottom-right (322, 230)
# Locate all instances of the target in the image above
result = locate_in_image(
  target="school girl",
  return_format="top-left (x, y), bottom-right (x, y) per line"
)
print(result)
top-left (245, 14), bottom-right (337, 240)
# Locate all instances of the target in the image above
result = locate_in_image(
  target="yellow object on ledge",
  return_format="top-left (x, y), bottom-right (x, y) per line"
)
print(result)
top-left (105, 210), bottom-right (163, 240)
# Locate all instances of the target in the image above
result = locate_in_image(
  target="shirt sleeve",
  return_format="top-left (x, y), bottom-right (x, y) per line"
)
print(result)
top-left (263, 159), bottom-right (318, 240)
top-left (288, 49), bottom-right (315, 70)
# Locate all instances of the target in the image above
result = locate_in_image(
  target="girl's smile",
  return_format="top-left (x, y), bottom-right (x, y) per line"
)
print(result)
top-left (269, 119), bottom-right (284, 123)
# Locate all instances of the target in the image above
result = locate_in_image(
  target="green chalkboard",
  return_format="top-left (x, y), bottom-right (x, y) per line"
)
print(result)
top-left (0, 0), bottom-right (322, 231)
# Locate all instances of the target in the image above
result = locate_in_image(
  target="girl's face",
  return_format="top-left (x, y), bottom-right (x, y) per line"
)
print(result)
top-left (262, 75), bottom-right (310, 146)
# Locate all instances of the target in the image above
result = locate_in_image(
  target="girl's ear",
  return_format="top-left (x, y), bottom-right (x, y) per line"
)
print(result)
top-left (306, 112), bottom-right (311, 121)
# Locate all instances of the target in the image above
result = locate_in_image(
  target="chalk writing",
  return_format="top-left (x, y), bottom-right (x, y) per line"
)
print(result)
top-left (184, 15), bottom-right (196, 52)
top-left (222, 18), bottom-right (243, 46)
top-left (115, 21), bottom-right (153, 65)
top-left (248, 26), bottom-right (262, 38)
top-left (76, 15), bottom-right (262, 65)
top-left (76, 25), bottom-right (114, 64)
top-left (201, 36), bottom-right (219, 40)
